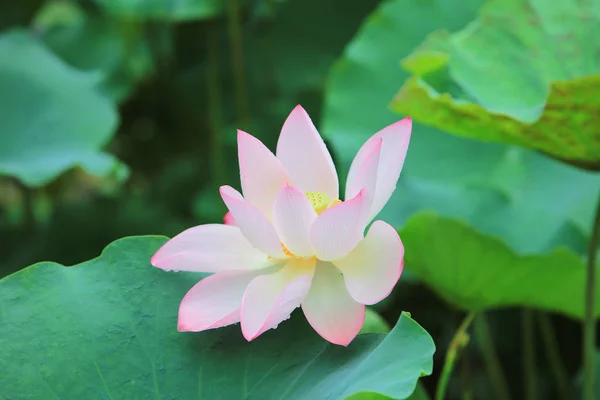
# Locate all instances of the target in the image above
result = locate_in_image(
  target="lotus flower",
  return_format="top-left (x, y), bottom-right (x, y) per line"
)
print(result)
top-left (151, 106), bottom-right (411, 346)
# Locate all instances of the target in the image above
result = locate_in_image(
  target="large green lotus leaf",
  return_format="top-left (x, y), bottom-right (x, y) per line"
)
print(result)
top-left (392, 0), bottom-right (600, 164)
top-left (0, 29), bottom-right (124, 187)
top-left (93, 0), bottom-right (224, 21)
top-left (408, 384), bottom-right (430, 400)
top-left (350, 383), bottom-right (430, 400)
top-left (39, 2), bottom-right (153, 103)
top-left (361, 308), bottom-right (392, 335)
top-left (322, 0), bottom-right (600, 254)
top-left (401, 212), bottom-right (599, 318)
top-left (0, 236), bottom-right (434, 399)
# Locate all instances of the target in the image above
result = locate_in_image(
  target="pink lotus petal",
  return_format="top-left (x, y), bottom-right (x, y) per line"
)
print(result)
top-left (345, 138), bottom-right (382, 227)
top-left (223, 211), bottom-right (236, 226)
top-left (301, 261), bottom-right (365, 346)
top-left (310, 190), bottom-right (368, 261)
top-left (220, 186), bottom-right (285, 258)
top-left (276, 105), bottom-right (338, 200)
top-left (238, 130), bottom-right (291, 218)
top-left (333, 221), bottom-right (404, 305)
top-left (151, 224), bottom-right (269, 273)
top-left (178, 269), bottom-right (268, 332)
top-left (272, 184), bottom-right (318, 257)
top-left (346, 117), bottom-right (412, 223)
top-left (240, 258), bottom-right (316, 341)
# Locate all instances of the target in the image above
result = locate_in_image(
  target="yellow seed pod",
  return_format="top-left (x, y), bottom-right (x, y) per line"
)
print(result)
top-left (305, 191), bottom-right (331, 214)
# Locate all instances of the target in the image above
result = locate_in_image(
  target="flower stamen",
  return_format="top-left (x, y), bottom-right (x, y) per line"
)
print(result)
top-left (305, 191), bottom-right (341, 214)
top-left (281, 243), bottom-right (295, 257)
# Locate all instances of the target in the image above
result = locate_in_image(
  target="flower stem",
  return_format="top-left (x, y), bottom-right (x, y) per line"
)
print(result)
top-left (460, 332), bottom-right (473, 400)
top-left (474, 313), bottom-right (511, 400)
top-left (583, 192), bottom-right (600, 400)
top-left (16, 178), bottom-right (35, 233)
top-left (522, 309), bottom-right (536, 400)
top-left (436, 311), bottom-right (476, 400)
top-left (537, 312), bottom-right (573, 400)
top-left (227, 0), bottom-right (250, 125)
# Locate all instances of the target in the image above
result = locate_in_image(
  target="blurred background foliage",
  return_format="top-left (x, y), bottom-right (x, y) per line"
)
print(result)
top-left (1, 0), bottom-right (600, 398)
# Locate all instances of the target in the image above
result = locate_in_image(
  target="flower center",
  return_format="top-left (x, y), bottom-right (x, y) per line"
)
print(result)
top-left (281, 243), bottom-right (295, 257)
top-left (275, 192), bottom-right (342, 260)
top-left (305, 191), bottom-right (340, 214)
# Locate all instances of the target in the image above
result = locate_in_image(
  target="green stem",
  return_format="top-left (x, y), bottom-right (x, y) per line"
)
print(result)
top-left (460, 333), bottom-right (473, 400)
top-left (537, 312), bottom-right (573, 400)
top-left (474, 314), bottom-right (511, 400)
top-left (205, 22), bottom-right (227, 185)
top-left (226, 0), bottom-right (250, 125)
top-left (583, 193), bottom-right (600, 400)
top-left (522, 309), bottom-right (536, 400)
top-left (436, 312), bottom-right (476, 400)
top-left (16, 179), bottom-right (35, 233)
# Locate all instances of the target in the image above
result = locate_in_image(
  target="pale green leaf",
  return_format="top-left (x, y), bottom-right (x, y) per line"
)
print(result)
top-left (322, 0), bottom-right (600, 255)
top-left (401, 212), bottom-right (599, 318)
top-left (0, 236), bottom-right (435, 399)
top-left (392, 0), bottom-right (600, 163)
top-left (361, 308), bottom-right (392, 335)
top-left (0, 29), bottom-right (124, 187)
